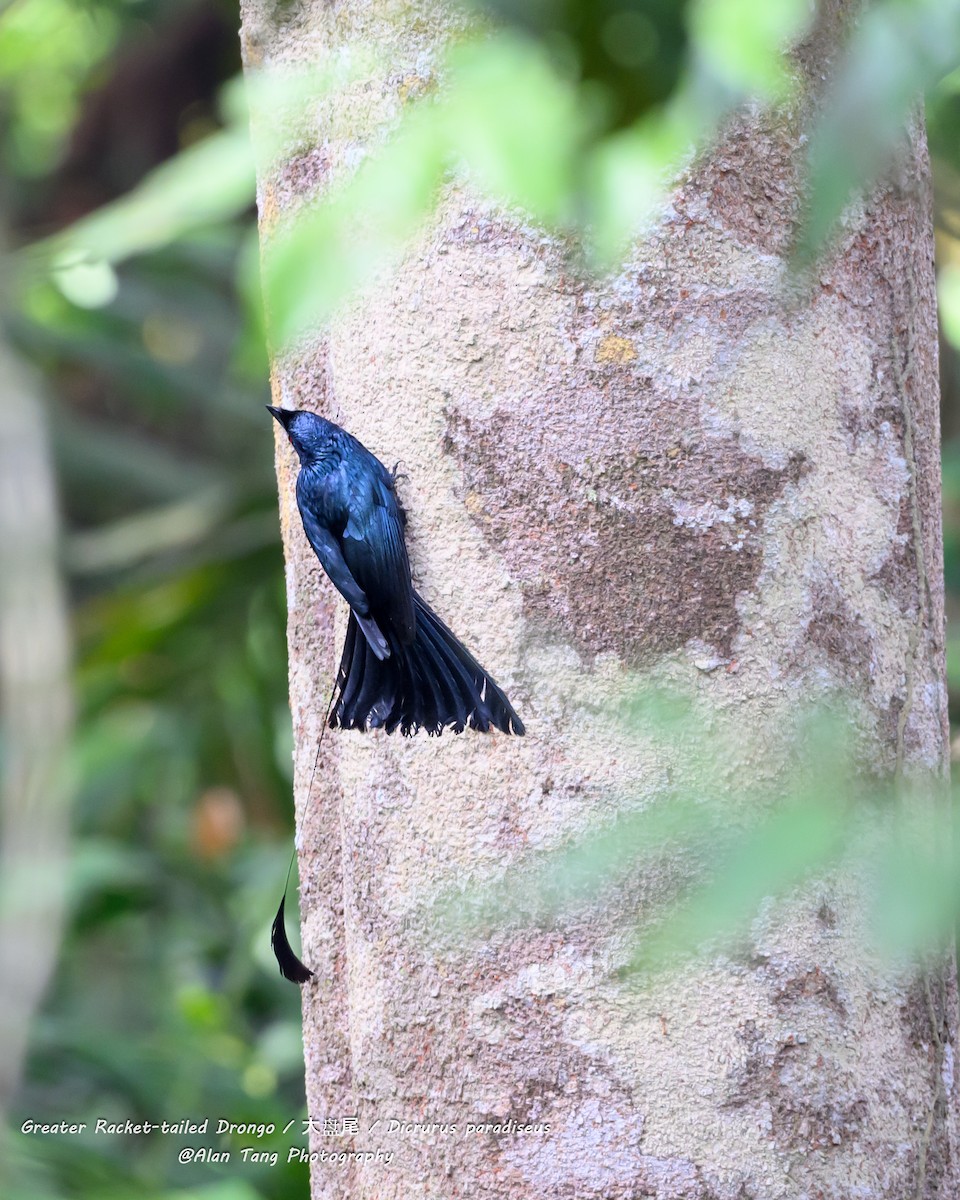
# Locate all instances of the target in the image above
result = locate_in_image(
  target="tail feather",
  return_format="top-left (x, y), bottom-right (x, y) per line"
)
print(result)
top-left (335, 616), bottom-right (369, 729)
top-left (334, 617), bottom-right (391, 730)
top-left (402, 637), bottom-right (443, 735)
top-left (416, 617), bottom-right (470, 733)
top-left (416, 598), bottom-right (522, 734)
top-left (380, 648), bottom-right (409, 735)
top-left (415, 607), bottom-right (485, 732)
top-left (353, 643), bottom-right (392, 728)
top-left (329, 593), bottom-right (524, 736)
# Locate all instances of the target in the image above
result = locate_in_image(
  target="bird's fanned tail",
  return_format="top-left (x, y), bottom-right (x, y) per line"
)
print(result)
top-left (330, 594), bottom-right (524, 736)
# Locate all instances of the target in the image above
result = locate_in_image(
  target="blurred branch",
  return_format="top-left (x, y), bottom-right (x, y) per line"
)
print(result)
top-left (48, 409), bottom-right (226, 502)
top-left (0, 318), bottom-right (73, 1127)
top-left (66, 485), bottom-right (232, 574)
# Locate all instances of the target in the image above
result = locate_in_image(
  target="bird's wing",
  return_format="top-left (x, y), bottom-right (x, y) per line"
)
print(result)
top-left (341, 468), bottom-right (416, 645)
top-left (296, 494), bottom-right (390, 660)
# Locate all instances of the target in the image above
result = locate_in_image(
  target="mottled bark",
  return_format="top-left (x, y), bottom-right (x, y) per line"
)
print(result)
top-left (240, 3), bottom-right (960, 1197)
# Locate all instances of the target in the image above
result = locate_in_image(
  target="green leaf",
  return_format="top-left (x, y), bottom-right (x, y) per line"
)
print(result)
top-left (586, 87), bottom-right (703, 263)
top-left (870, 817), bottom-right (958, 956)
top-left (443, 34), bottom-right (585, 226)
top-left (939, 261), bottom-right (960, 350)
top-left (627, 796), bottom-right (845, 973)
top-left (798, 0), bottom-right (960, 265)
top-left (263, 109), bottom-right (446, 344)
top-left (689, 0), bottom-right (810, 97)
top-left (36, 127), bottom-right (255, 268)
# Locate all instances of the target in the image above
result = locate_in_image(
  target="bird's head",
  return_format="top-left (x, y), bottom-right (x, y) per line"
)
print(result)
top-left (267, 406), bottom-right (333, 465)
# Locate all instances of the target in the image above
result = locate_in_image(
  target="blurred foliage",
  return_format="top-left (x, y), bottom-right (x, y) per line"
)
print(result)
top-left (5, 0), bottom-right (960, 1198)
top-left (930, 59), bottom-right (960, 721)
top-left (258, 0), bottom-right (813, 340)
top-left (0, 0), bottom-right (121, 177)
top-left (33, 0), bottom-right (814, 342)
top-left (473, 0), bottom-right (692, 130)
top-left (438, 699), bottom-right (958, 976)
top-left (1, 3), bottom-right (309, 1199)
top-left (798, 0), bottom-right (960, 264)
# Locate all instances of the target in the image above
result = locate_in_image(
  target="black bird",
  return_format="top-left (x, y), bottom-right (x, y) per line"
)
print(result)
top-left (268, 406), bottom-right (524, 737)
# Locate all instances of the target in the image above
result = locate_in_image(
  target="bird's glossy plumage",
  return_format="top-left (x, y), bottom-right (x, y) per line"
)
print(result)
top-left (269, 406), bottom-right (524, 736)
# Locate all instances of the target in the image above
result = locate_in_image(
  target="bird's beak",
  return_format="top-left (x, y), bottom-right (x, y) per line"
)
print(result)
top-left (267, 405), bottom-right (293, 430)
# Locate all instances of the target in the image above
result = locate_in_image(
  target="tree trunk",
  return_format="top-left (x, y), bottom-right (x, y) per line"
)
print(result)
top-left (240, 3), bottom-right (960, 1196)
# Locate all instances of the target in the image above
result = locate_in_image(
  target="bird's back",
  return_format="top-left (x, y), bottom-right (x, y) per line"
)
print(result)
top-left (297, 429), bottom-right (415, 642)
